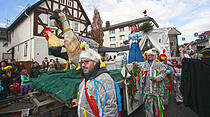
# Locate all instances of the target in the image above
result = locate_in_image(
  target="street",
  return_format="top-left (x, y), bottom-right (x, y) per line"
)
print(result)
top-left (129, 94), bottom-right (198, 117)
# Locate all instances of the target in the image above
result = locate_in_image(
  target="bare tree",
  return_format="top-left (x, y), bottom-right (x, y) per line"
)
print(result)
top-left (91, 8), bottom-right (104, 47)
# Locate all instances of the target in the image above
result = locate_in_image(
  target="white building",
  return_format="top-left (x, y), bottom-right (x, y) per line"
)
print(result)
top-left (0, 28), bottom-right (11, 61)
top-left (191, 31), bottom-right (210, 51)
top-left (7, 0), bottom-right (90, 63)
top-left (103, 16), bottom-right (159, 48)
top-left (102, 17), bottom-right (181, 57)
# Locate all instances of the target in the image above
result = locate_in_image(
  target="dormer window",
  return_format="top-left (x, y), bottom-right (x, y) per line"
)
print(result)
top-left (60, 0), bottom-right (65, 4)
top-left (67, 0), bottom-right (72, 7)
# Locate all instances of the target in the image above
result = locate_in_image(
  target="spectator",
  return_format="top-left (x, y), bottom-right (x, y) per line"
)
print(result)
top-left (4, 66), bottom-right (19, 87)
top-left (31, 61), bottom-right (41, 78)
top-left (17, 62), bottom-right (26, 73)
top-left (0, 78), bottom-right (4, 100)
top-left (1, 72), bottom-right (10, 99)
top-left (48, 64), bottom-right (56, 71)
top-left (20, 69), bottom-right (34, 95)
top-left (9, 77), bottom-right (20, 96)
top-left (55, 58), bottom-right (61, 70)
top-left (11, 59), bottom-right (19, 71)
top-left (42, 57), bottom-right (49, 73)
top-left (0, 61), bottom-right (6, 73)
top-left (3, 59), bottom-right (9, 66)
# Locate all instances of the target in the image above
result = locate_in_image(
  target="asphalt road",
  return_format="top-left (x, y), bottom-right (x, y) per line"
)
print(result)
top-left (129, 94), bottom-right (199, 117)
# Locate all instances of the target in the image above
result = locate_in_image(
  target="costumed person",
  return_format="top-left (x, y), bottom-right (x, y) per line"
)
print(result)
top-left (136, 48), bottom-right (167, 117)
top-left (9, 77), bottom-right (21, 96)
top-left (4, 65), bottom-right (20, 95)
top-left (171, 59), bottom-right (183, 103)
top-left (20, 69), bottom-right (34, 95)
top-left (179, 46), bottom-right (210, 117)
top-left (72, 41), bottom-right (121, 117)
top-left (158, 49), bottom-right (173, 108)
top-left (128, 24), bottom-right (144, 63)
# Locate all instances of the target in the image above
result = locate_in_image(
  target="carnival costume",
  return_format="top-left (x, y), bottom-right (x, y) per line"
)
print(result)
top-left (159, 49), bottom-right (174, 107)
top-left (172, 59), bottom-right (183, 103)
top-left (21, 74), bottom-right (34, 95)
top-left (128, 32), bottom-right (144, 63)
top-left (77, 41), bottom-right (120, 117)
top-left (137, 49), bottom-right (167, 117)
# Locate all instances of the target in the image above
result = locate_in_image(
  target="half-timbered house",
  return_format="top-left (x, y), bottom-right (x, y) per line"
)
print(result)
top-left (7, 0), bottom-right (90, 63)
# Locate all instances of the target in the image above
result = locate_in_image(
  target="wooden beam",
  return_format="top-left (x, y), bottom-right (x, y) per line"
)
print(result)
top-left (51, 0), bottom-right (54, 11)
top-left (45, 0), bottom-right (51, 11)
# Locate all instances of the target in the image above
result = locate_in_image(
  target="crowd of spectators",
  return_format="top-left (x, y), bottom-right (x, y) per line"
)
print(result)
top-left (0, 57), bottom-right (61, 100)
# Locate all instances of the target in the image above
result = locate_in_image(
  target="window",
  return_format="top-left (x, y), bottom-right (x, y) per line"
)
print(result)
top-left (119, 28), bottom-right (124, 32)
top-left (110, 44), bottom-right (116, 47)
top-left (67, 0), bottom-right (72, 7)
top-left (24, 42), bottom-right (28, 57)
top-left (3, 40), bottom-right (8, 47)
top-left (74, 23), bottom-right (78, 32)
top-left (109, 30), bottom-right (115, 34)
top-left (60, 0), bottom-right (65, 4)
top-left (120, 35), bottom-right (125, 40)
top-left (110, 37), bottom-right (116, 42)
top-left (49, 20), bottom-right (55, 27)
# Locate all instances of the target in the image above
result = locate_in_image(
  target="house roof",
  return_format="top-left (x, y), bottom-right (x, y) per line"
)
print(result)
top-left (192, 38), bottom-right (209, 45)
top-left (168, 27), bottom-right (181, 35)
top-left (98, 46), bottom-right (129, 53)
top-left (103, 16), bottom-right (159, 31)
top-left (7, 0), bottom-right (90, 31)
top-left (7, 0), bottom-right (44, 31)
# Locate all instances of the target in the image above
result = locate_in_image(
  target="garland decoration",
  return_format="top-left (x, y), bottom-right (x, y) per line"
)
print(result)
top-left (139, 22), bottom-right (153, 33)
top-left (125, 63), bottom-right (139, 110)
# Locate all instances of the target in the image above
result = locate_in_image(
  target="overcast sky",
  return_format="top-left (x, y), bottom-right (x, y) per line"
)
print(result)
top-left (0, 0), bottom-right (210, 44)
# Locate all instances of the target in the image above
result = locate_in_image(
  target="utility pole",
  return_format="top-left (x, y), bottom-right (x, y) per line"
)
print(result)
top-left (4, 18), bottom-right (10, 27)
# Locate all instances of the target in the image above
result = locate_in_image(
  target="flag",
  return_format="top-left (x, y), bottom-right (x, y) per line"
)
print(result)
top-left (182, 37), bottom-right (185, 41)
top-left (194, 33), bottom-right (198, 37)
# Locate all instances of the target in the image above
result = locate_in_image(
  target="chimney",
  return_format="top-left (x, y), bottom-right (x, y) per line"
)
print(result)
top-left (106, 21), bottom-right (110, 28)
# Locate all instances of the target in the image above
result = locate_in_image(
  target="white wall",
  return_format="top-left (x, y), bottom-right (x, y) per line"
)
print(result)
top-left (10, 12), bottom-right (34, 61)
top-left (103, 21), bottom-right (158, 47)
top-left (103, 26), bottom-right (130, 47)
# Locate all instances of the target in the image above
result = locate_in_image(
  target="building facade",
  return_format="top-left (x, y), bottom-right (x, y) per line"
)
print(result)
top-left (7, 0), bottom-right (90, 63)
top-left (103, 16), bottom-right (159, 47)
top-left (0, 28), bottom-right (11, 61)
top-left (191, 31), bottom-right (210, 51)
top-left (102, 17), bottom-right (181, 57)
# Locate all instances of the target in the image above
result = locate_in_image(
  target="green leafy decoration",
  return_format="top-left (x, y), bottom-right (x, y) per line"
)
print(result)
top-left (125, 64), bottom-right (139, 110)
top-left (139, 22), bottom-right (153, 33)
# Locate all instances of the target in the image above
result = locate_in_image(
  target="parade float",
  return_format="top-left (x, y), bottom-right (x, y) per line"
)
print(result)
top-left (0, 9), bottom-right (179, 117)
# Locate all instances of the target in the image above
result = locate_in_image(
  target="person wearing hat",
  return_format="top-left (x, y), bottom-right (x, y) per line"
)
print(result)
top-left (179, 47), bottom-right (210, 117)
top-left (72, 41), bottom-right (118, 117)
top-left (159, 49), bottom-right (175, 108)
top-left (171, 59), bottom-right (183, 103)
top-left (136, 48), bottom-right (167, 117)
